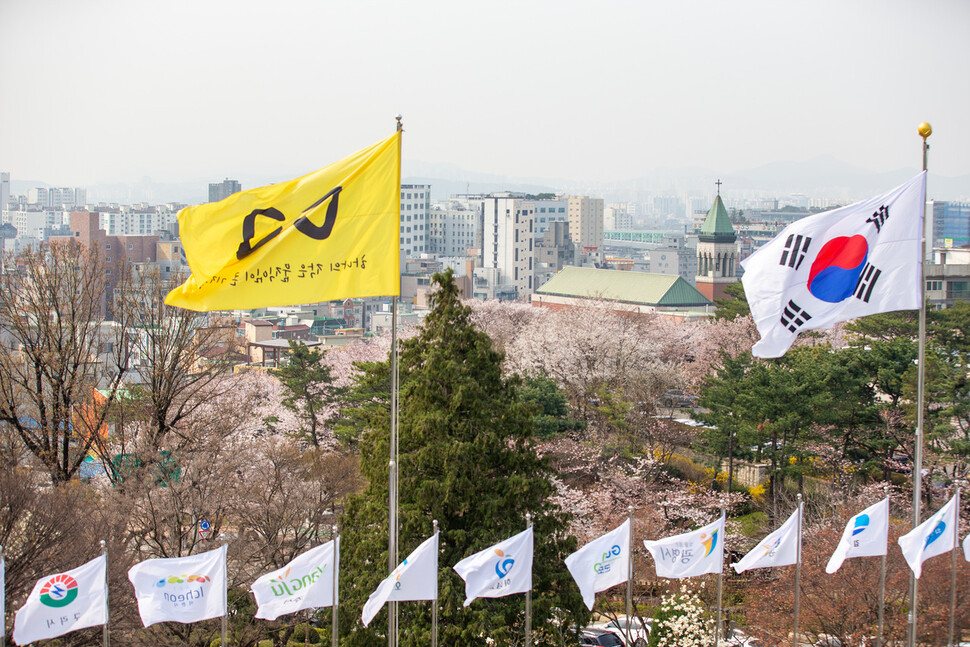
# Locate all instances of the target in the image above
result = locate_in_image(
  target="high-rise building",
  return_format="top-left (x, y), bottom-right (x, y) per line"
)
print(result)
top-left (695, 190), bottom-right (739, 301)
top-left (533, 198), bottom-right (568, 237)
top-left (428, 199), bottom-right (478, 256)
top-left (929, 200), bottom-right (970, 250)
top-left (481, 195), bottom-right (534, 298)
top-left (400, 184), bottom-right (430, 260)
top-left (1, 172), bottom-right (9, 211)
top-left (208, 179), bottom-right (241, 203)
top-left (567, 195), bottom-right (604, 255)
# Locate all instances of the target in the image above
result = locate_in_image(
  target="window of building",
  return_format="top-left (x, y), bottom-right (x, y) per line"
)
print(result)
top-left (927, 280), bottom-right (943, 291)
top-left (106, 243), bottom-right (111, 249)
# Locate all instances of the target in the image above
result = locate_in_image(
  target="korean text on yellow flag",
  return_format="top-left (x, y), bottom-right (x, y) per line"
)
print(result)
top-left (165, 131), bottom-right (401, 311)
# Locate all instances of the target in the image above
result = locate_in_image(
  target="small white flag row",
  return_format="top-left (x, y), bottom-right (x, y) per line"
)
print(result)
top-left (8, 495), bottom-right (969, 644)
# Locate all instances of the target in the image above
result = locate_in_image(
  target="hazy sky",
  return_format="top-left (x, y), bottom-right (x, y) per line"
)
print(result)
top-left (2, 0), bottom-right (968, 187)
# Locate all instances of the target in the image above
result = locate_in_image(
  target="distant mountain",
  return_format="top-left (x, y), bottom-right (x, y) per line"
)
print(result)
top-left (405, 156), bottom-right (970, 204)
top-left (9, 156), bottom-right (970, 207)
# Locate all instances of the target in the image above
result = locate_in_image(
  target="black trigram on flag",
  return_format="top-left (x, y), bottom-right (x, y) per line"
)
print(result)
top-left (779, 234), bottom-right (812, 270)
top-left (854, 263), bottom-right (881, 303)
top-left (780, 299), bottom-right (812, 333)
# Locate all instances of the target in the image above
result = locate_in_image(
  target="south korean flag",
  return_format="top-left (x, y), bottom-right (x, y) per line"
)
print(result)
top-left (741, 172), bottom-right (925, 358)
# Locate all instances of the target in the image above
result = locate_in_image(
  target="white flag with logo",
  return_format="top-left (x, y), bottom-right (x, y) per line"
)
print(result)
top-left (453, 527), bottom-right (533, 607)
top-left (128, 544), bottom-right (227, 627)
top-left (732, 505), bottom-right (802, 573)
top-left (742, 172), bottom-right (925, 358)
top-left (252, 538), bottom-right (339, 621)
top-left (362, 531), bottom-right (437, 626)
top-left (825, 497), bottom-right (889, 573)
top-left (898, 492), bottom-right (958, 579)
top-left (564, 519), bottom-right (630, 610)
top-left (13, 554), bottom-right (107, 646)
top-left (644, 513), bottom-right (725, 579)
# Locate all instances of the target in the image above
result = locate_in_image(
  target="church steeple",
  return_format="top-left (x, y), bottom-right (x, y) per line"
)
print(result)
top-left (695, 180), bottom-right (739, 302)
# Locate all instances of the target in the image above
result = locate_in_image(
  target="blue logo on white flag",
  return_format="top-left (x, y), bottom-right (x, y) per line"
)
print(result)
top-left (852, 514), bottom-right (870, 537)
top-left (925, 521), bottom-right (946, 548)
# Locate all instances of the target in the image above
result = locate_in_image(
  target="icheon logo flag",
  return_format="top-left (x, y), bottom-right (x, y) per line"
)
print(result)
top-left (825, 497), bottom-right (889, 574)
top-left (13, 554), bottom-right (107, 646)
top-left (564, 519), bottom-right (631, 610)
top-left (898, 492), bottom-right (958, 579)
top-left (362, 531), bottom-right (438, 627)
top-left (252, 539), bottom-right (339, 621)
top-left (453, 527), bottom-right (533, 607)
top-left (165, 131), bottom-right (401, 311)
top-left (644, 513), bottom-right (725, 579)
top-left (732, 505), bottom-right (801, 573)
top-left (741, 172), bottom-right (925, 358)
top-left (127, 544), bottom-right (227, 627)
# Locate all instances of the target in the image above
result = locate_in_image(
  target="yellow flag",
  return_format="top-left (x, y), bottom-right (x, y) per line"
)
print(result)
top-left (165, 131), bottom-right (401, 311)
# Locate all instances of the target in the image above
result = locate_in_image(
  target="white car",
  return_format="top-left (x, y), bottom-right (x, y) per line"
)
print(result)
top-left (592, 616), bottom-right (652, 647)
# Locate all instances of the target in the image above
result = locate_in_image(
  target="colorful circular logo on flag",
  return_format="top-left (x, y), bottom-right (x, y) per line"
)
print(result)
top-left (494, 549), bottom-right (515, 578)
top-left (807, 235), bottom-right (868, 303)
top-left (852, 514), bottom-right (870, 536)
top-left (39, 574), bottom-right (79, 608)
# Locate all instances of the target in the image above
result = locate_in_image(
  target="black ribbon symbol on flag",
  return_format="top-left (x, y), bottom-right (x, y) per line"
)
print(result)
top-left (236, 186), bottom-right (343, 260)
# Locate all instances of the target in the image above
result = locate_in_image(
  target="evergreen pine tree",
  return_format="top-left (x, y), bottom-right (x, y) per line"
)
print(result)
top-left (270, 340), bottom-right (343, 447)
top-left (338, 269), bottom-right (587, 646)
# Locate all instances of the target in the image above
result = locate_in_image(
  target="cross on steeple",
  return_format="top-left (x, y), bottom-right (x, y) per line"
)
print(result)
top-left (715, 179), bottom-right (722, 195)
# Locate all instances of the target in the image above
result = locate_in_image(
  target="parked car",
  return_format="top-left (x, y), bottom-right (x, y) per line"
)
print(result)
top-left (592, 616), bottom-right (652, 647)
top-left (579, 627), bottom-right (624, 646)
top-left (660, 389), bottom-right (699, 409)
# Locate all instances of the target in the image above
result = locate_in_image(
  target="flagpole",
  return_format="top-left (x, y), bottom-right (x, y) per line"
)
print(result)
top-left (792, 495), bottom-right (803, 647)
top-left (948, 488), bottom-right (960, 647)
top-left (877, 553), bottom-right (886, 647)
top-left (333, 525), bottom-right (339, 647)
top-left (221, 539), bottom-right (228, 647)
top-left (626, 505), bottom-right (634, 646)
top-left (1, 545), bottom-right (6, 647)
top-left (388, 114), bottom-right (403, 647)
top-left (909, 121), bottom-right (932, 647)
top-left (432, 520), bottom-right (439, 647)
top-left (715, 509), bottom-right (725, 647)
top-left (101, 540), bottom-right (109, 647)
top-left (525, 513), bottom-right (532, 645)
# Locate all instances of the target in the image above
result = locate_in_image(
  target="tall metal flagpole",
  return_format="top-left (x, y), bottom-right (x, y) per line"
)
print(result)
top-left (792, 495), bottom-right (803, 647)
top-left (714, 509), bottom-right (725, 647)
top-left (948, 488), bottom-right (961, 647)
top-left (626, 505), bottom-right (634, 646)
top-left (909, 121), bottom-right (932, 647)
top-left (432, 520), bottom-right (439, 647)
top-left (525, 513), bottom-right (533, 645)
top-left (333, 525), bottom-right (340, 647)
top-left (101, 540), bottom-right (109, 647)
top-left (388, 114), bottom-right (403, 647)
top-left (221, 539), bottom-right (228, 647)
top-left (0, 545), bottom-right (5, 645)
top-left (877, 553), bottom-right (887, 647)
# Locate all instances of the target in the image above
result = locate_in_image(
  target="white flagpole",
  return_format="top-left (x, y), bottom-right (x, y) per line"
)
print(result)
top-left (948, 488), bottom-right (960, 647)
top-left (332, 525), bottom-right (339, 647)
top-left (221, 539), bottom-right (228, 647)
top-left (388, 113), bottom-right (403, 647)
top-left (909, 121), bottom-right (932, 647)
top-left (792, 495), bottom-right (803, 647)
top-left (714, 509), bottom-right (725, 647)
top-left (524, 513), bottom-right (532, 645)
top-left (877, 552), bottom-right (886, 647)
top-left (432, 520), bottom-right (439, 647)
top-left (626, 505), bottom-right (633, 645)
top-left (101, 540), bottom-right (109, 647)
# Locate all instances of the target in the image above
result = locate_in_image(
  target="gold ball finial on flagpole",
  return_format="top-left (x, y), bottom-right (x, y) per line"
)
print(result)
top-left (918, 122), bottom-right (932, 139)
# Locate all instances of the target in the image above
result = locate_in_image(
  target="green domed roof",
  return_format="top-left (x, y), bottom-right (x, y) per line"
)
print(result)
top-left (699, 195), bottom-right (736, 243)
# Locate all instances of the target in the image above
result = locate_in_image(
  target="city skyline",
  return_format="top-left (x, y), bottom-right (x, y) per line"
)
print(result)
top-left (2, 0), bottom-right (969, 195)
